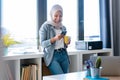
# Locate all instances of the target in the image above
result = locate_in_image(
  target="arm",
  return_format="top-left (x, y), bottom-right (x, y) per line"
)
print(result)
top-left (39, 24), bottom-right (52, 48)
top-left (39, 23), bottom-right (64, 48)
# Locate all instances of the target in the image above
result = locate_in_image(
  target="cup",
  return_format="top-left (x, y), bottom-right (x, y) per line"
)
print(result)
top-left (86, 69), bottom-right (91, 77)
top-left (90, 67), bottom-right (102, 78)
top-left (64, 36), bottom-right (71, 44)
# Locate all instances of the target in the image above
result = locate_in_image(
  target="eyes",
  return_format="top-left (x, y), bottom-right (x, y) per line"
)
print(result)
top-left (54, 11), bottom-right (63, 18)
top-left (54, 14), bottom-right (62, 18)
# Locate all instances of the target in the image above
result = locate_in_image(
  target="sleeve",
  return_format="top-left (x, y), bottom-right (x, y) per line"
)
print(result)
top-left (39, 24), bottom-right (52, 48)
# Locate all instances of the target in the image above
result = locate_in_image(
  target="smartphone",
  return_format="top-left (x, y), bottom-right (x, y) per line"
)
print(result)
top-left (61, 30), bottom-right (67, 35)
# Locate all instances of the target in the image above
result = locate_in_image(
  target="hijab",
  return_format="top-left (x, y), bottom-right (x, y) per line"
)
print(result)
top-left (47, 4), bottom-right (63, 28)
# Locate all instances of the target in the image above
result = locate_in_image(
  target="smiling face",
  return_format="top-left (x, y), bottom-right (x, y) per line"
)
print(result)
top-left (52, 10), bottom-right (63, 24)
top-left (50, 4), bottom-right (63, 24)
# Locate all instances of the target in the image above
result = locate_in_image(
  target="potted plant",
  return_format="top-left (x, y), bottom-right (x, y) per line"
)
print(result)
top-left (90, 56), bottom-right (102, 78)
top-left (1, 33), bottom-right (21, 55)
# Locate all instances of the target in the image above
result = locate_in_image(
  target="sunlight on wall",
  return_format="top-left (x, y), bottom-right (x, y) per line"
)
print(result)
top-left (84, 0), bottom-right (100, 41)
top-left (1, 0), bottom-right (37, 47)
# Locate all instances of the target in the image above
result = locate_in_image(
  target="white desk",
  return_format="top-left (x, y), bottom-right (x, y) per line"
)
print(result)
top-left (43, 71), bottom-right (120, 80)
top-left (2, 48), bottom-right (112, 80)
top-left (2, 48), bottom-right (112, 60)
top-left (43, 72), bottom-right (87, 80)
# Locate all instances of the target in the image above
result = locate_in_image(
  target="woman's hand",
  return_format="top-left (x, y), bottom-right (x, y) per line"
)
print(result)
top-left (54, 34), bottom-right (63, 40)
top-left (50, 34), bottom-right (64, 43)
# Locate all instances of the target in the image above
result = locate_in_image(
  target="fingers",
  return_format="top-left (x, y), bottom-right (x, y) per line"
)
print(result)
top-left (55, 34), bottom-right (64, 40)
top-left (51, 34), bottom-right (65, 43)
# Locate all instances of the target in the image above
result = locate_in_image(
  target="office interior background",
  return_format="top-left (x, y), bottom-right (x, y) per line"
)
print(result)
top-left (0, 0), bottom-right (120, 56)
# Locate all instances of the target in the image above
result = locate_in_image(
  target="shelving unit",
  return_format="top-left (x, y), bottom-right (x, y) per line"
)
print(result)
top-left (2, 52), bottom-right (43, 80)
top-left (20, 58), bottom-right (41, 80)
top-left (67, 48), bottom-right (113, 72)
top-left (2, 48), bottom-right (112, 80)
top-left (78, 49), bottom-right (113, 71)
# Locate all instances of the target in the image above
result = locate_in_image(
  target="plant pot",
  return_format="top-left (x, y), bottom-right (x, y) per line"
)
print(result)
top-left (4, 47), bottom-right (8, 56)
top-left (90, 67), bottom-right (102, 78)
top-left (85, 68), bottom-right (91, 77)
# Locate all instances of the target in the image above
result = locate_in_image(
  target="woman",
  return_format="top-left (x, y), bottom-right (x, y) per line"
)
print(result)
top-left (39, 4), bottom-right (70, 75)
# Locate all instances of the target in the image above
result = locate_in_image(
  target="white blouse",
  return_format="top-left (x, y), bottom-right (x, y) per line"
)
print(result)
top-left (54, 28), bottom-right (64, 49)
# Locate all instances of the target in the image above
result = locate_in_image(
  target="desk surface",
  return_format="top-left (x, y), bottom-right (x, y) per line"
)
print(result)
top-left (2, 48), bottom-right (112, 60)
top-left (43, 72), bottom-right (120, 80)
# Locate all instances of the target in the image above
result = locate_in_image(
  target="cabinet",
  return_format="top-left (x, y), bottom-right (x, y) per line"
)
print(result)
top-left (2, 48), bottom-right (112, 80)
top-left (67, 48), bottom-right (113, 72)
top-left (2, 52), bottom-right (43, 80)
top-left (78, 49), bottom-right (113, 71)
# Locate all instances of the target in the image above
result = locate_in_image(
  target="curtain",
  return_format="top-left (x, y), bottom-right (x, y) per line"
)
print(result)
top-left (110, 0), bottom-right (120, 56)
top-left (99, 0), bottom-right (111, 48)
top-left (0, 0), bottom-right (1, 38)
top-left (78, 0), bottom-right (84, 40)
top-left (37, 0), bottom-right (47, 49)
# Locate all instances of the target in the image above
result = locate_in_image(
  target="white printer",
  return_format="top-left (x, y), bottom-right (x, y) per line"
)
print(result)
top-left (75, 40), bottom-right (103, 50)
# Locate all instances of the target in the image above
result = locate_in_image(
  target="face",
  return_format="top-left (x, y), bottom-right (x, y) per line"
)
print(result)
top-left (52, 10), bottom-right (62, 23)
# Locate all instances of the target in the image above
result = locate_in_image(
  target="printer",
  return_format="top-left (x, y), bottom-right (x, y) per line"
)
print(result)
top-left (75, 40), bottom-right (103, 50)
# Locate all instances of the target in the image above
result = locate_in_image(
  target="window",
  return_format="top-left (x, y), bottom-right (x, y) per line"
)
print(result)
top-left (1, 0), bottom-right (38, 48)
top-left (47, 0), bottom-right (78, 47)
top-left (84, 0), bottom-right (100, 41)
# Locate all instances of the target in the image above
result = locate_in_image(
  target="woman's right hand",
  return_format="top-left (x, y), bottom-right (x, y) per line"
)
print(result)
top-left (50, 34), bottom-right (64, 43)
top-left (54, 34), bottom-right (64, 40)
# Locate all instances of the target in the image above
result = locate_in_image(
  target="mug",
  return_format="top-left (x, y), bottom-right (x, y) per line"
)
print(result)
top-left (64, 36), bottom-right (71, 44)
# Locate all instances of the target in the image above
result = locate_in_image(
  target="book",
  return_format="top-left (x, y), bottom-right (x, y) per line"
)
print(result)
top-left (20, 64), bottom-right (38, 80)
top-left (21, 67), bottom-right (25, 80)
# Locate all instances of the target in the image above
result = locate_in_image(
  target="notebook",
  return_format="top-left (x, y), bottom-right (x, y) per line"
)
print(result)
top-left (90, 56), bottom-right (120, 76)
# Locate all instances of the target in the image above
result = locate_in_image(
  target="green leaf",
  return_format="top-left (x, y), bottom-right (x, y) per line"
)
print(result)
top-left (95, 56), bottom-right (102, 68)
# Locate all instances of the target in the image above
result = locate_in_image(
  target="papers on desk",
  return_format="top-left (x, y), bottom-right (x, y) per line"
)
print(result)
top-left (43, 77), bottom-right (86, 80)
top-left (43, 72), bottom-right (87, 80)
top-left (7, 47), bottom-right (39, 55)
top-left (43, 77), bottom-right (58, 80)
